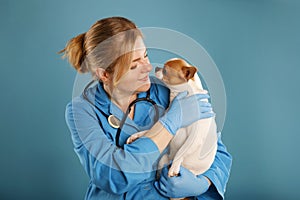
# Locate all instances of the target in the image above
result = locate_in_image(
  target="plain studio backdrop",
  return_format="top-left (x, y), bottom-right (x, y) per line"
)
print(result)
top-left (0, 0), bottom-right (299, 199)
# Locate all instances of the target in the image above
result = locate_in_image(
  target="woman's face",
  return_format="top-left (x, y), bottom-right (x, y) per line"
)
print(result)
top-left (114, 36), bottom-right (152, 95)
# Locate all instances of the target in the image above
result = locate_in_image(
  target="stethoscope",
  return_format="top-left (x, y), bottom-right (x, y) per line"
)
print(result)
top-left (83, 80), bottom-right (159, 148)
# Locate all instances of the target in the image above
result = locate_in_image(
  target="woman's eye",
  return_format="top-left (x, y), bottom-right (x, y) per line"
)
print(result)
top-left (130, 65), bottom-right (137, 70)
top-left (144, 53), bottom-right (148, 58)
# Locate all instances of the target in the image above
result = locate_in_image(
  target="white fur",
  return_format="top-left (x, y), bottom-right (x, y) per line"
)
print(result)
top-left (159, 73), bottom-right (217, 177)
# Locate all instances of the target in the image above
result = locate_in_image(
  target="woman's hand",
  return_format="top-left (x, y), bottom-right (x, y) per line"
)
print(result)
top-left (154, 166), bottom-right (210, 198)
top-left (159, 91), bottom-right (214, 135)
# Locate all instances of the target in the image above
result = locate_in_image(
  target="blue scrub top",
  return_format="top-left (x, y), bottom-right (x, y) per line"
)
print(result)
top-left (65, 76), bottom-right (232, 200)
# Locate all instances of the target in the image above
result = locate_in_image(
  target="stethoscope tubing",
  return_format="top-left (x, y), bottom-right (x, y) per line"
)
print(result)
top-left (82, 80), bottom-right (159, 148)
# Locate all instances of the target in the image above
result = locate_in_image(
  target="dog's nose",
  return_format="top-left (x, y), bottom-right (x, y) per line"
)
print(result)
top-left (155, 67), bottom-right (162, 72)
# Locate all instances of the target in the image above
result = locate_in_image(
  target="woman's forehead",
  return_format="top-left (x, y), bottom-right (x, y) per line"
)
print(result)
top-left (133, 36), bottom-right (146, 52)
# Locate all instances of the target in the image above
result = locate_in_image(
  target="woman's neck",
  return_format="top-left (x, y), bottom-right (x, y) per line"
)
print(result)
top-left (104, 84), bottom-right (137, 115)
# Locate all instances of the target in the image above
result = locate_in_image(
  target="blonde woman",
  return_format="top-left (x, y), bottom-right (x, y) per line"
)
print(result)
top-left (60, 16), bottom-right (231, 200)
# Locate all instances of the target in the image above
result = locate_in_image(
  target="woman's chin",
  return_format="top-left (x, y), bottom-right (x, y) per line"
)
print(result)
top-left (136, 82), bottom-right (151, 93)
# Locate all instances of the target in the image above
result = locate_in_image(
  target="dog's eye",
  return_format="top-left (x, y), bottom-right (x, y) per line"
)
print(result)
top-left (163, 68), bottom-right (167, 75)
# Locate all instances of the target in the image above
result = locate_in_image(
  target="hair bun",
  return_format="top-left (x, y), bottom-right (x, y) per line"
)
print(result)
top-left (59, 33), bottom-right (88, 73)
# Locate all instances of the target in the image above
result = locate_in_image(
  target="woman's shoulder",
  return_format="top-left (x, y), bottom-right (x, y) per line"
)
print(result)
top-left (66, 83), bottom-right (98, 112)
top-left (65, 93), bottom-right (94, 122)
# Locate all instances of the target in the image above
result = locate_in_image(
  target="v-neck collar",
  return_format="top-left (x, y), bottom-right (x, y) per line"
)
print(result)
top-left (94, 82), bottom-right (141, 129)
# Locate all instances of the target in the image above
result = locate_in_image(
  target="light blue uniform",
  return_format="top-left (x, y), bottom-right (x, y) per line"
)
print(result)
top-left (65, 77), bottom-right (232, 200)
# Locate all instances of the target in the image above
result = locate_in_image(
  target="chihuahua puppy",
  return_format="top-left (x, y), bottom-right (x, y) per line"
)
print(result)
top-left (157, 58), bottom-right (217, 200)
top-left (127, 58), bottom-right (217, 200)
top-left (155, 58), bottom-right (217, 175)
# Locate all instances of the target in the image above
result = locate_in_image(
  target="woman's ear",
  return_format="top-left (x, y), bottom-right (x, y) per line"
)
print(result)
top-left (95, 68), bottom-right (110, 83)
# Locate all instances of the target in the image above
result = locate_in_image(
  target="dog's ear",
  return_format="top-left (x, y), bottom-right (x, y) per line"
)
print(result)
top-left (182, 66), bottom-right (197, 80)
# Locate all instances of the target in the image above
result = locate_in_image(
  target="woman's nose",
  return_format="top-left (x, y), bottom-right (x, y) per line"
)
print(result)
top-left (140, 63), bottom-right (152, 73)
top-left (141, 59), bottom-right (152, 72)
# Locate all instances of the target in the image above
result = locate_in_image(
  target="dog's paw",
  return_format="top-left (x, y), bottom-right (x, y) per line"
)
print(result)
top-left (168, 165), bottom-right (180, 177)
top-left (168, 170), bottom-right (179, 177)
top-left (126, 131), bottom-right (147, 144)
top-left (126, 135), bottom-right (138, 144)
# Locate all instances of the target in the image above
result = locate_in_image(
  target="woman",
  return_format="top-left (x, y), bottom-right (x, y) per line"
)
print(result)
top-left (60, 16), bottom-right (232, 200)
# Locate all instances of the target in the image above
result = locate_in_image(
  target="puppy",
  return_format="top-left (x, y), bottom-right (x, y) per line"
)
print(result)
top-left (155, 58), bottom-right (217, 179)
top-left (127, 58), bottom-right (217, 200)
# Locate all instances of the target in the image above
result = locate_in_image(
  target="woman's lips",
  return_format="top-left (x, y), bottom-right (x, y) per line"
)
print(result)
top-left (139, 76), bottom-right (149, 82)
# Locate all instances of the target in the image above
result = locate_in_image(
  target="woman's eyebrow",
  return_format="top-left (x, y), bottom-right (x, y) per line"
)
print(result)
top-left (132, 49), bottom-right (147, 62)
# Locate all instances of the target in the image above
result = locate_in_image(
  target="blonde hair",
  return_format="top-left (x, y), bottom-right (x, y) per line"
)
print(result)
top-left (59, 17), bottom-right (143, 84)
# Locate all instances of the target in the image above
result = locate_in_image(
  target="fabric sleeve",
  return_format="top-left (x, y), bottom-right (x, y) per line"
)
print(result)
top-left (197, 132), bottom-right (232, 199)
top-left (65, 98), bottom-right (161, 195)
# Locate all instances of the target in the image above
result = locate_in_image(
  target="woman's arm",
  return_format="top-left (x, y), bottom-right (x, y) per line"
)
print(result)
top-left (66, 98), bottom-right (167, 195)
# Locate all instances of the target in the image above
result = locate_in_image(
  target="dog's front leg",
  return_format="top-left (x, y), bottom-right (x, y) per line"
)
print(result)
top-left (168, 157), bottom-right (183, 177)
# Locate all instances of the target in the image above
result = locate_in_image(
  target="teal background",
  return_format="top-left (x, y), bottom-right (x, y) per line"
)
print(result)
top-left (1, 0), bottom-right (299, 199)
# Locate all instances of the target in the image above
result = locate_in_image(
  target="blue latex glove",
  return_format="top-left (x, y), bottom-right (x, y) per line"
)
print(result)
top-left (159, 91), bottom-right (214, 135)
top-left (154, 166), bottom-right (210, 198)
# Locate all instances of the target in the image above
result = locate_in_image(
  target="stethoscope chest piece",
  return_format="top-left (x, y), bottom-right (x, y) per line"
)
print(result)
top-left (108, 115), bottom-right (120, 129)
